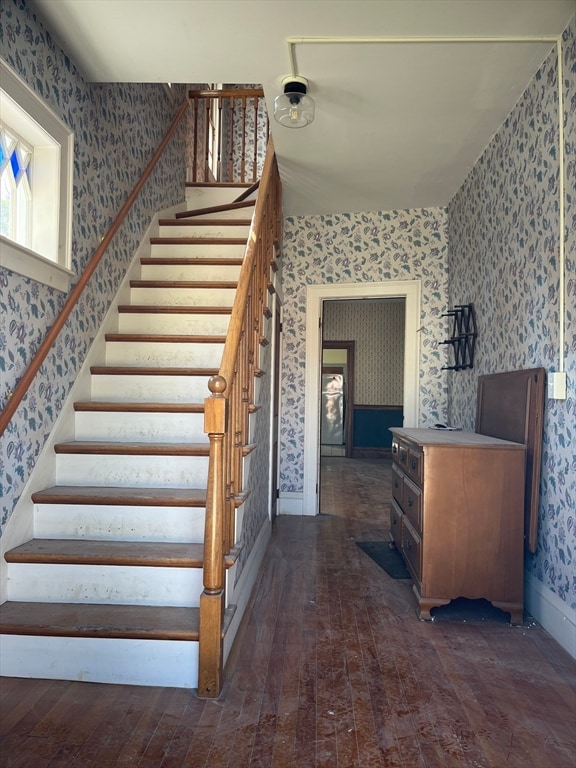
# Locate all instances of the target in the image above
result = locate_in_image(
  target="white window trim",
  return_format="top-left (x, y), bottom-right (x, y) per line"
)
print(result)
top-left (0, 57), bottom-right (74, 292)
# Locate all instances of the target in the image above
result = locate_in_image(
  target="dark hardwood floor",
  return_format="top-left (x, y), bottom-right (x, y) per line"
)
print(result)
top-left (1, 457), bottom-right (575, 767)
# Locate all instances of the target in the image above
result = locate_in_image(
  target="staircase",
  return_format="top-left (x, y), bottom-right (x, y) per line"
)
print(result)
top-left (0, 183), bottom-right (263, 689)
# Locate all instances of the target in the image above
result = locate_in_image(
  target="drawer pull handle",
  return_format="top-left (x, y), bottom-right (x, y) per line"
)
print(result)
top-left (407, 496), bottom-right (413, 507)
top-left (392, 516), bottom-right (397, 524)
top-left (392, 445), bottom-right (398, 454)
top-left (400, 449), bottom-right (407, 461)
top-left (410, 458), bottom-right (417, 470)
top-left (394, 480), bottom-right (399, 488)
top-left (406, 541), bottom-right (412, 551)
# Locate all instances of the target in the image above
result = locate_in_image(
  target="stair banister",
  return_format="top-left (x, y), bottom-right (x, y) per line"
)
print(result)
top-left (199, 138), bottom-right (279, 697)
top-left (0, 99), bottom-right (190, 438)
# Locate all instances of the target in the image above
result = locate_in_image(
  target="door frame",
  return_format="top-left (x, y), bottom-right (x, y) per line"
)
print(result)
top-left (321, 340), bottom-right (355, 458)
top-left (303, 280), bottom-right (421, 516)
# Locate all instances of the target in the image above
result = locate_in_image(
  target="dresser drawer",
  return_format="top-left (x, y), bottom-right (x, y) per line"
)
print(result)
top-left (402, 475), bottom-right (422, 533)
top-left (407, 447), bottom-right (423, 485)
top-left (390, 498), bottom-right (402, 550)
top-left (401, 518), bottom-right (421, 581)
top-left (392, 438), bottom-right (409, 471)
top-left (391, 463), bottom-right (403, 505)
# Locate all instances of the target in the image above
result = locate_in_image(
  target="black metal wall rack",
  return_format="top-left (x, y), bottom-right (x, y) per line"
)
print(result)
top-left (440, 303), bottom-right (477, 371)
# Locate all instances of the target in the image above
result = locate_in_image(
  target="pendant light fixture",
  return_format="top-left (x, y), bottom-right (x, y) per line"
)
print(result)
top-left (274, 76), bottom-right (315, 128)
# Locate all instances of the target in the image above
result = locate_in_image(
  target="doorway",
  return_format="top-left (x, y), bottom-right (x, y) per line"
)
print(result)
top-left (303, 280), bottom-right (421, 516)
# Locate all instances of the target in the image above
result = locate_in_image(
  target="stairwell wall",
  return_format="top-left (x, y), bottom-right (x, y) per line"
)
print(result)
top-left (0, 0), bottom-right (194, 536)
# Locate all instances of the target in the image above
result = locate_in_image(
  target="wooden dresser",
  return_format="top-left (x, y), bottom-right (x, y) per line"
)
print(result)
top-left (390, 428), bottom-right (526, 624)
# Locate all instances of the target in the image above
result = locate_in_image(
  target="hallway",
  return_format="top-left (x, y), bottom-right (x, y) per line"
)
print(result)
top-left (1, 458), bottom-right (575, 767)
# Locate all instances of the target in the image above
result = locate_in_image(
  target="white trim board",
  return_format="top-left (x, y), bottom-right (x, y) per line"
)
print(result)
top-left (525, 570), bottom-right (576, 660)
top-left (302, 280), bottom-right (421, 516)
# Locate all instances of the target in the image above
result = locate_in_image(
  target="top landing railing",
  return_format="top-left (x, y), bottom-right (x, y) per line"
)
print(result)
top-left (188, 88), bottom-right (269, 184)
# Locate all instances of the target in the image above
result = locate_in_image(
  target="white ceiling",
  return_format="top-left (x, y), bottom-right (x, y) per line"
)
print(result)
top-left (32, 0), bottom-right (575, 217)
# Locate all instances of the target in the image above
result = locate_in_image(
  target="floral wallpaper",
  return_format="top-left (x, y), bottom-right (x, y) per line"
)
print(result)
top-left (280, 208), bottom-right (449, 493)
top-left (448, 17), bottom-right (576, 610)
top-left (0, 0), bottom-right (191, 534)
top-left (323, 298), bottom-right (405, 405)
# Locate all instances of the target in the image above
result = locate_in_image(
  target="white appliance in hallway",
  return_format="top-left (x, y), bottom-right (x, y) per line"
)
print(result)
top-left (321, 373), bottom-right (345, 449)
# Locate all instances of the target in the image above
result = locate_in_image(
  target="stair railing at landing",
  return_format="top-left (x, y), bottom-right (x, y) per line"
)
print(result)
top-left (187, 88), bottom-right (268, 184)
top-left (0, 99), bottom-right (190, 438)
top-left (199, 138), bottom-right (281, 698)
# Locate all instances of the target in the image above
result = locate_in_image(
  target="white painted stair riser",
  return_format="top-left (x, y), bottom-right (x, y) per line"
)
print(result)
top-left (158, 223), bottom-right (250, 238)
top-left (55, 454), bottom-right (209, 488)
top-left (140, 263), bottom-right (241, 282)
top-left (105, 340), bottom-right (224, 367)
top-left (34, 503), bottom-right (207, 543)
top-left (117, 312), bottom-right (231, 336)
top-left (0, 635), bottom-right (199, 688)
top-left (91, 374), bottom-right (213, 404)
top-left (184, 185), bottom-right (253, 207)
top-left (150, 243), bottom-right (245, 259)
top-left (74, 410), bottom-right (207, 443)
top-left (6, 563), bottom-right (205, 606)
top-left (129, 286), bottom-right (236, 307)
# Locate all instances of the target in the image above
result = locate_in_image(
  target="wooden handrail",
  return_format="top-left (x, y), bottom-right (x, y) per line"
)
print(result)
top-left (219, 141), bottom-right (276, 388)
top-left (0, 99), bottom-right (190, 437)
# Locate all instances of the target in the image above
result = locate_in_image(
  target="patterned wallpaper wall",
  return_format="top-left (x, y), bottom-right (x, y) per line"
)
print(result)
top-left (448, 18), bottom-right (576, 610)
top-left (280, 208), bottom-right (449, 493)
top-left (0, 0), bottom-right (192, 534)
top-left (323, 299), bottom-right (405, 405)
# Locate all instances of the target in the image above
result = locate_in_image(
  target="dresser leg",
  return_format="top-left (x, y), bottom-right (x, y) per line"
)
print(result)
top-left (416, 592), bottom-right (451, 621)
top-left (492, 601), bottom-right (524, 626)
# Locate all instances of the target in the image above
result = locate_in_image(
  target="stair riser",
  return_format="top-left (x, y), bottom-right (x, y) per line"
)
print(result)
top-left (0, 635), bottom-right (198, 688)
top-left (140, 263), bottom-right (241, 281)
top-left (158, 224), bottom-right (250, 238)
top-left (6, 563), bottom-right (204, 606)
top-left (185, 186), bottom-right (251, 207)
top-left (150, 244), bottom-right (245, 259)
top-left (55, 454), bottom-right (209, 488)
top-left (74, 411), bottom-right (207, 443)
top-left (35, 504), bottom-right (207, 543)
top-left (91, 375), bottom-right (212, 403)
top-left (129, 287), bottom-right (236, 307)
top-left (105, 341), bottom-right (224, 367)
top-left (117, 313), bottom-right (230, 335)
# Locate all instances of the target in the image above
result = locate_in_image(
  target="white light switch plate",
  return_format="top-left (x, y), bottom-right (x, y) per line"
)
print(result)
top-left (547, 371), bottom-right (567, 400)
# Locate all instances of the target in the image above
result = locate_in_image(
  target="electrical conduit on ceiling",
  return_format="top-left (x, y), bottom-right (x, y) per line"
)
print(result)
top-left (285, 34), bottom-right (567, 379)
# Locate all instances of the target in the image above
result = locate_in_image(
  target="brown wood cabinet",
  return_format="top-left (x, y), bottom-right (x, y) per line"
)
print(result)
top-left (390, 428), bottom-right (526, 624)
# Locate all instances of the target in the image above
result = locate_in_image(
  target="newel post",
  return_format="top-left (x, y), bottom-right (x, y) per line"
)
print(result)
top-left (198, 374), bottom-right (228, 698)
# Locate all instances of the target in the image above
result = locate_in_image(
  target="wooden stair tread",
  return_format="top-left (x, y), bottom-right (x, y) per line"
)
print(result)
top-left (31, 486), bottom-right (208, 506)
top-left (117, 306), bottom-right (232, 315)
top-left (90, 366), bottom-right (219, 376)
top-left (73, 402), bottom-right (204, 413)
top-left (130, 280), bottom-right (237, 289)
top-left (5, 539), bottom-right (241, 568)
top-left (149, 237), bottom-right (246, 245)
top-left (105, 333), bottom-right (227, 343)
top-left (0, 602), bottom-right (201, 640)
top-left (140, 257), bottom-right (243, 265)
top-left (53, 441), bottom-right (209, 456)
top-left (5, 539), bottom-right (206, 567)
top-left (158, 218), bottom-right (252, 226)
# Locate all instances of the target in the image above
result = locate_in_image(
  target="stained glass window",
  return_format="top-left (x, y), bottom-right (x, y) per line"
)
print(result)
top-left (0, 123), bottom-right (32, 247)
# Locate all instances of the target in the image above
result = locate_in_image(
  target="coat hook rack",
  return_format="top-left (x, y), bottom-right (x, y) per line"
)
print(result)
top-left (440, 303), bottom-right (477, 371)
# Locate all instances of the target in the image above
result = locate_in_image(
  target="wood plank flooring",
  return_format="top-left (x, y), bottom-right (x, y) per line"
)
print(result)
top-left (1, 457), bottom-right (575, 767)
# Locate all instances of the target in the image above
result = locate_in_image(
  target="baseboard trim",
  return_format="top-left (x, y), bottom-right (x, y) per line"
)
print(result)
top-left (278, 493), bottom-right (305, 516)
top-left (223, 520), bottom-right (272, 663)
top-left (525, 570), bottom-right (576, 659)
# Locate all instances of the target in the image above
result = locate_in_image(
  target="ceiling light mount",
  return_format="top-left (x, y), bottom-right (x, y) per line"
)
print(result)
top-left (274, 75), bottom-right (315, 129)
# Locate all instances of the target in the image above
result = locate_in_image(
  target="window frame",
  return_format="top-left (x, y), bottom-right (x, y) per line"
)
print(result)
top-left (0, 57), bottom-right (74, 292)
